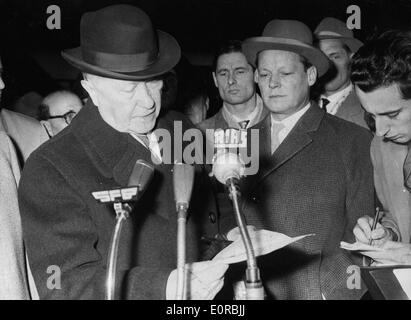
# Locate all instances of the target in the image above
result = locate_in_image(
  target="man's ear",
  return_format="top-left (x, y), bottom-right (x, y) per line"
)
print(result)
top-left (212, 72), bottom-right (218, 88)
top-left (40, 120), bottom-right (53, 137)
top-left (307, 66), bottom-right (318, 87)
top-left (81, 79), bottom-right (99, 106)
top-left (254, 69), bottom-right (259, 83)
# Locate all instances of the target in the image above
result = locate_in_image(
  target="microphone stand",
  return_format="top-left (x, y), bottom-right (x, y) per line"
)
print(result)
top-left (176, 203), bottom-right (188, 300)
top-left (173, 163), bottom-right (195, 300)
top-left (226, 178), bottom-right (264, 300)
top-left (106, 202), bottom-right (133, 300)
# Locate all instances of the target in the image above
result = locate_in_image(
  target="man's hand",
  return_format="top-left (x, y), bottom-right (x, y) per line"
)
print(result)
top-left (166, 261), bottom-right (229, 300)
top-left (353, 215), bottom-right (392, 247)
top-left (371, 241), bottom-right (411, 265)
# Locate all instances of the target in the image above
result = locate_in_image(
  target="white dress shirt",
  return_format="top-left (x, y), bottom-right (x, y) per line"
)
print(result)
top-left (271, 103), bottom-right (311, 145)
top-left (222, 94), bottom-right (264, 129)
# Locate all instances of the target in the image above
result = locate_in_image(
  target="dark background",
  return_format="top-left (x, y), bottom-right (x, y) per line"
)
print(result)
top-left (0, 0), bottom-right (410, 112)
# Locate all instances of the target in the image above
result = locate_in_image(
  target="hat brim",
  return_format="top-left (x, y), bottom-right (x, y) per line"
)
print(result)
top-left (61, 30), bottom-right (181, 81)
top-left (315, 35), bottom-right (363, 53)
top-left (242, 37), bottom-right (330, 77)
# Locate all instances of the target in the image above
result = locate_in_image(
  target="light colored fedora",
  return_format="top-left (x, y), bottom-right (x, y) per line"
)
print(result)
top-left (242, 19), bottom-right (330, 77)
top-left (314, 17), bottom-right (363, 53)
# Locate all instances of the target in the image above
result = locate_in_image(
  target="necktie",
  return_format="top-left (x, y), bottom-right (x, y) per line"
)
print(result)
top-left (271, 122), bottom-right (285, 154)
top-left (238, 120), bottom-right (250, 129)
top-left (136, 134), bottom-right (150, 149)
top-left (403, 149), bottom-right (411, 192)
top-left (322, 98), bottom-right (330, 112)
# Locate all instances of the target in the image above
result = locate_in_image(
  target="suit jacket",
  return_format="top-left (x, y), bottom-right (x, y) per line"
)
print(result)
top-left (371, 136), bottom-right (410, 243)
top-left (225, 103), bottom-right (375, 300)
top-left (19, 102), bottom-right (220, 300)
top-left (0, 131), bottom-right (30, 299)
top-left (334, 90), bottom-right (368, 130)
top-left (0, 108), bottom-right (49, 165)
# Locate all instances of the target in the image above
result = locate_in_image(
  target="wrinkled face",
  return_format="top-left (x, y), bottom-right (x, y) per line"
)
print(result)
top-left (319, 39), bottom-right (352, 95)
top-left (256, 50), bottom-right (316, 120)
top-left (213, 52), bottom-right (255, 106)
top-left (0, 58), bottom-right (5, 102)
top-left (45, 93), bottom-right (83, 136)
top-left (82, 75), bottom-right (163, 134)
top-left (356, 84), bottom-right (411, 144)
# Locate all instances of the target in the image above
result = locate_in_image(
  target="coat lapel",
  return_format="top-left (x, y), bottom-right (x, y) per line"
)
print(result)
top-left (335, 90), bottom-right (362, 122)
top-left (247, 103), bottom-right (324, 191)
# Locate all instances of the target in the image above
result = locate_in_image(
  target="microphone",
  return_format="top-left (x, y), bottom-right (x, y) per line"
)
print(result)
top-left (173, 163), bottom-right (195, 300)
top-left (91, 159), bottom-right (154, 205)
top-left (104, 159), bottom-right (154, 300)
top-left (212, 151), bottom-right (264, 300)
top-left (212, 151), bottom-right (245, 186)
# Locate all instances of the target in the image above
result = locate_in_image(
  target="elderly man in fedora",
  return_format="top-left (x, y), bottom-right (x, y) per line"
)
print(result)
top-left (18, 5), bottom-right (228, 300)
top-left (231, 19), bottom-right (375, 299)
top-left (314, 17), bottom-right (368, 129)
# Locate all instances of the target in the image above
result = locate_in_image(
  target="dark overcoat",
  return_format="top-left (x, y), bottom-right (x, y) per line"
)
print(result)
top-left (19, 102), bottom-right (220, 300)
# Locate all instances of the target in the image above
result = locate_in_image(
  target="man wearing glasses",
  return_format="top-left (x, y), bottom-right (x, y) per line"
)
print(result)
top-left (37, 90), bottom-right (83, 137)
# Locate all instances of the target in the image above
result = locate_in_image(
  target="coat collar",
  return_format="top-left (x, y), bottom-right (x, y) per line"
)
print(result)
top-left (71, 101), bottom-right (154, 186)
top-left (335, 90), bottom-right (363, 119)
top-left (246, 102), bottom-right (324, 191)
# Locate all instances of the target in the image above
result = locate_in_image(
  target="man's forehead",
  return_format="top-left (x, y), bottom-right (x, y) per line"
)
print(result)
top-left (355, 84), bottom-right (409, 112)
top-left (319, 39), bottom-right (347, 53)
top-left (216, 52), bottom-right (250, 70)
top-left (257, 50), bottom-right (302, 68)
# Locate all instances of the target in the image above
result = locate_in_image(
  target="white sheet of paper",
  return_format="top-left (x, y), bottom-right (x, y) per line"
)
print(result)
top-left (393, 269), bottom-right (411, 300)
top-left (212, 230), bottom-right (314, 265)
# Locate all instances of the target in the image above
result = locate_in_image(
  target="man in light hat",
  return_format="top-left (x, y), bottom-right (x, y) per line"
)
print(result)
top-left (19, 5), bottom-right (228, 300)
top-left (314, 17), bottom-right (368, 129)
top-left (235, 19), bottom-right (375, 299)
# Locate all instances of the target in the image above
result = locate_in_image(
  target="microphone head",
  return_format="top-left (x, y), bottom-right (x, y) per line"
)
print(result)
top-left (212, 151), bottom-right (245, 185)
top-left (129, 159), bottom-right (155, 198)
top-left (173, 163), bottom-right (195, 209)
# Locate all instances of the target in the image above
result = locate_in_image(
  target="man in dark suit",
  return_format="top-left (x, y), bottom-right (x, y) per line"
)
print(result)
top-left (314, 17), bottom-right (368, 129)
top-left (18, 5), bottom-right (228, 300)
top-left (233, 19), bottom-right (375, 299)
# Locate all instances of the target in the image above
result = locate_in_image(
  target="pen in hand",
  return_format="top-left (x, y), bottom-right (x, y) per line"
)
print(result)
top-left (367, 207), bottom-right (381, 266)
top-left (368, 207), bottom-right (381, 246)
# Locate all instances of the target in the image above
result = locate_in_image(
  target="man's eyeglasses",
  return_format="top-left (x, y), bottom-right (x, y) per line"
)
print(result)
top-left (48, 111), bottom-right (77, 125)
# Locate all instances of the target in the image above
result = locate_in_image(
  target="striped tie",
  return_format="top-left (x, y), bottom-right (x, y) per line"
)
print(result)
top-left (271, 122), bottom-right (285, 154)
top-left (238, 120), bottom-right (250, 130)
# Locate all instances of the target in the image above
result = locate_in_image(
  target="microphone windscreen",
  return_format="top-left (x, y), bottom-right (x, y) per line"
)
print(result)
top-left (212, 151), bottom-right (245, 184)
top-left (173, 163), bottom-right (195, 207)
top-left (128, 160), bottom-right (155, 195)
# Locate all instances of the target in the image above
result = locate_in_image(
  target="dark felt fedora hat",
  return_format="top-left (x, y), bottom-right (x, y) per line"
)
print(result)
top-left (242, 19), bottom-right (330, 77)
top-left (61, 4), bottom-right (181, 80)
top-left (314, 17), bottom-right (363, 53)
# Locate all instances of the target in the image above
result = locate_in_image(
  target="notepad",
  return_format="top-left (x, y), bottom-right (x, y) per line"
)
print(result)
top-left (393, 269), bottom-right (411, 299)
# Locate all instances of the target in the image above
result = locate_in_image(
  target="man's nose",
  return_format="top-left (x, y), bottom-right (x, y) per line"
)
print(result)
top-left (138, 83), bottom-right (154, 108)
top-left (0, 77), bottom-right (5, 90)
top-left (268, 74), bottom-right (280, 89)
top-left (375, 117), bottom-right (390, 137)
top-left (228, 73), bottom-right (237, 85)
